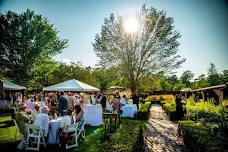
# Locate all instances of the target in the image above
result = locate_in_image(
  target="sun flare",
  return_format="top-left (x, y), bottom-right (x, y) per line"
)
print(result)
top-left (123, 16), bottom-right (138, 34)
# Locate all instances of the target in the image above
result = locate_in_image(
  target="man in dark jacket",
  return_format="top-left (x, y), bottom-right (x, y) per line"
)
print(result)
top-left (58, 91), bottom-right (68, 116)
top-left (132, 92), bottom-right (139, 109)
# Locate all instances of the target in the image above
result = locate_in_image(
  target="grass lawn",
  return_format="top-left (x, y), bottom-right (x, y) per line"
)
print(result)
top-left (0, 116), bottom-right (148, 151)
top-left (0, 116), bottom-right (23, 143)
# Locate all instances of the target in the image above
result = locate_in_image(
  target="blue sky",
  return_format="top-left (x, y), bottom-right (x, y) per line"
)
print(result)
top-left (0, 0), bottom-right (227, 78)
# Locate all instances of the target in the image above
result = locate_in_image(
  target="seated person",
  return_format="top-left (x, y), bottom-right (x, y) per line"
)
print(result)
top-left (15, 104), bottom-right (30, 137)
top-left (61, 108), bottom-right (74, 129)
top-left (73, 105), bottom-right (85, 129)
top-left (33, 106), bottom-right (49, 137)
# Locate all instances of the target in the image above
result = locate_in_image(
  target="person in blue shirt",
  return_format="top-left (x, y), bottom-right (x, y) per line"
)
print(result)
top-left (58, 91), bottom-right (68, 116)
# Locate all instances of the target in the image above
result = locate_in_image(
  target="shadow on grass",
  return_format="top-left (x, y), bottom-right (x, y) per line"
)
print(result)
top-left (0, 120), bottom-right (14, 128)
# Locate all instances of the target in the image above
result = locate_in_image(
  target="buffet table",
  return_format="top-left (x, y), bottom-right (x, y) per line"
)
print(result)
top-left (84, 104), bottom-right (102, 126)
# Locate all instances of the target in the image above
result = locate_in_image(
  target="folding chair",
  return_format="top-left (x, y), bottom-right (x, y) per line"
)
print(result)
top-left (62, 122), bottom-right (79, 150)
top-left (77, 119), bottom-right (86, 138)
top-left (13, 119), bottom-right (20, 142)
top-left (25, 123), bottom-right (46, 151)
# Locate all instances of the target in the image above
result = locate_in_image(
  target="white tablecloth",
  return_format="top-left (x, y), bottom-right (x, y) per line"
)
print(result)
top-left (84, 104), bottom-right (102, 126)
top-left (48, 118), bottom-right (62, 144)
top-left (121, 104), bottom-right (137, 117)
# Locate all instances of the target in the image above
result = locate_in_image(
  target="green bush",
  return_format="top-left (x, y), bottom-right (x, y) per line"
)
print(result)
top-left (137, 102), bottom-right (151, 120)
top-left (163, 100), bottom-right (177, 120)
top-left (184, 100), bottom-right (225, 123)
top-left (179, 120), bottom-right (228, 152)
top-left (101, 120), bottom-right (143, 152)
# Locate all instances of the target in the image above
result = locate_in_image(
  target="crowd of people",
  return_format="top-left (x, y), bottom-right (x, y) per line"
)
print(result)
top-left (12, 91), bottom-right (139, 144)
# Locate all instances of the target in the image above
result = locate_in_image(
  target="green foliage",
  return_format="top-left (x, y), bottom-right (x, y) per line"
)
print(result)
top-left (207, 63), bottom-right (220, 86)
top-left (179, 120), bottom-right (228, 151)
top-left (93, 67), bottom-right (125, 91)
top-left (191, 74), bottom-right (209, 89)
top-left (163, 100), bottom-right (176, 113)
top-left (220, 70), bottom-right (228, 84)
top-left (27, 58), bottom-right (58, 91)
top-left (93, 6), bottom-right (185, 93)
top-left (184, 99), bottom-right (225, 123)
top-left (101, 120), bottom-right (143, 152)
top-left (0, 9), bottom-right (68, 85)
top-left (180, 70), bottom-right (194, 87)
top-left (137, 102), bottom-right (151, 120)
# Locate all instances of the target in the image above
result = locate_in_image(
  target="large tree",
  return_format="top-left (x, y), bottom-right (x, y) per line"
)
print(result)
top-left (207, 63), bottom-right (219, 86)
top-left (220, 70), bottom-right (228, 84)
top-left (93, 6), bottom-right (185, 93)
top-left (180, 70), bottom-right (194, 87)
top-left (0, 9), bottom-right (68, 85)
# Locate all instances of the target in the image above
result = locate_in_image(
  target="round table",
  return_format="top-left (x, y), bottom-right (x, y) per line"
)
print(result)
top-left (84, 104), bottom-right (102, 126)
top-left (121, 104), bottom-right (137, 117)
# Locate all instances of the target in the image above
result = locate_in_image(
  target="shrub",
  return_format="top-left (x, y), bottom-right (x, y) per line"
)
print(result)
top-left (179, 120), bottom-right (228, 152)
top-left (145, 94), bottom-right (175, 103)
top-left (184, 100), bottom-right (225, 123)
top-left (163, 100), bottom-right (177, 120)
top-left (137, 102), bottom-right (151, 120)
top-left (101, 120), bottom-right (143, 152)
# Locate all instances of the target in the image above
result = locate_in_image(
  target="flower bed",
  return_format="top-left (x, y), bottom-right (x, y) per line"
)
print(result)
top-left (101, 120), bottom-right (143, 152)
top-left (137, 102), bottom-right (151, 120)
top-left (178, 120), bottom-right (228, 152)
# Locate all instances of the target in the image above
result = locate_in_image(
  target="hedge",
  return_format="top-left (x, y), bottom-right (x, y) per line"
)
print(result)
top-left (101, 120), bottom-right (143, 152)
top-left (184, 99), bottom-right (225, 123)
top-left (137, 102), bottom-right (151, 120)
top-left (178, 120), bottom-right (228, 152)
top-left (163, 100), bottom-right (177, 120)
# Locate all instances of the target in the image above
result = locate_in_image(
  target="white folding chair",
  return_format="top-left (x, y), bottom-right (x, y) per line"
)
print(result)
top-left (63, 122), bottom-right (79, 150)
top-left (25, 123), bottom-right (46, 151)
top-left (77, 119), bottom-right (86, 138)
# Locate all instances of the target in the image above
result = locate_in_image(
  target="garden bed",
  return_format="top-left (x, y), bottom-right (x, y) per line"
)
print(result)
top-left (101, 120), bottom-right (143, 152)
top-left (178, 120), bottom-right (228, 152)
top-left (137, 102), bottom-right (151, 120)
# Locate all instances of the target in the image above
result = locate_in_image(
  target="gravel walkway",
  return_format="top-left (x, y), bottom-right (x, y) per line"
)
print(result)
top-left (143, 105), bottom-right (188, 152)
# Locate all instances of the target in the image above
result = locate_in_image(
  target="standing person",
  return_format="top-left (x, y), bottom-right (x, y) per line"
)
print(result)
top-left (132, 92), bottom-right (139, 109)
top-left (67, 92), bottom-right (74, 109)
top-left (58, 91), bottom-right (68, 116)
top-left (100, 93), bottom-right (107, 112)
top-left (175, 94), bottom-right (184, 120)
top-left (90, 93), bottom-right (97, 105)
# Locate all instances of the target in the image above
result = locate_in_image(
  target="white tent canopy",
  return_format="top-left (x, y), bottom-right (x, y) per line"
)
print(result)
top-left (43, 79), bottom-right (100, 92)
top-left (108, 86), bottom-right (124, 90)
top-left (1, 80), bottom-right (26, 90)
